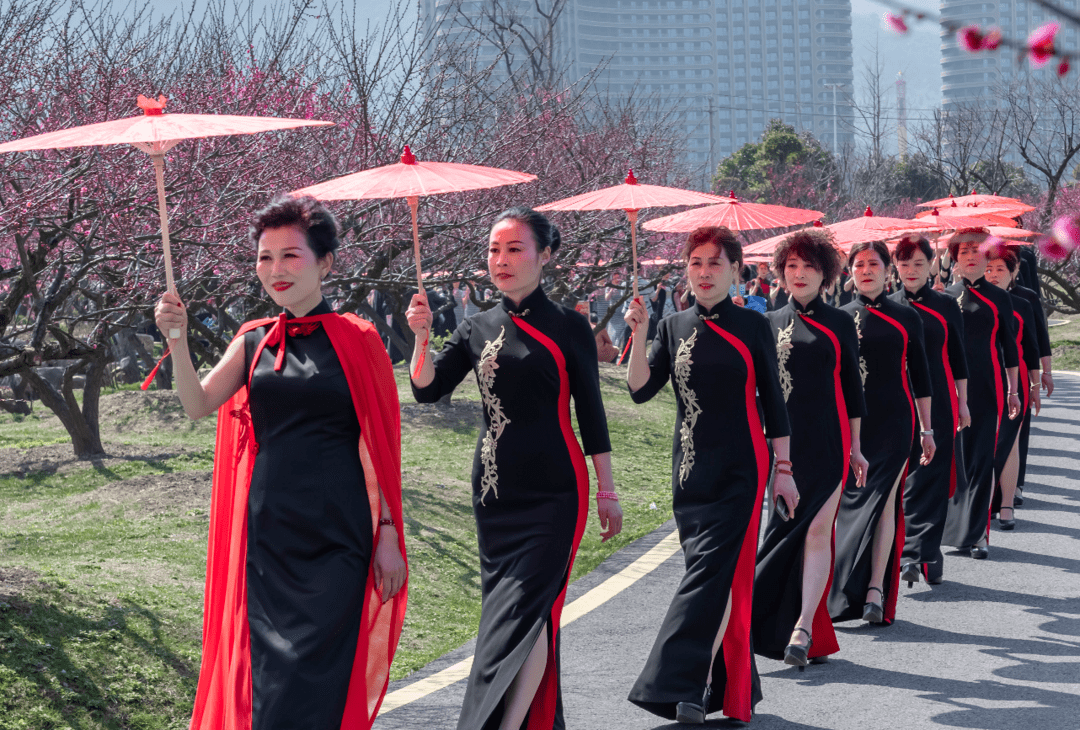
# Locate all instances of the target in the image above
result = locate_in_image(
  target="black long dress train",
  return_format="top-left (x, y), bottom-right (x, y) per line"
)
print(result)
top-left (412, 287), bottom-right (611, 730)
top-left (1009, 284), bottom-right (1049, 490)
top-left (991, 292), bottom-right (1040, 514)
top-left (627, 297), bottom-right (790, 723)
top-left (243, 299), bottom-right (374, 729)
top-left (753, 294), bottom-right (865, 661)
top-left (829, 292), bottom-right (931, 624)
top-left (942, 277), bottom-right (1019, 549)
top-left (891, 283), bottom-right (968, 581)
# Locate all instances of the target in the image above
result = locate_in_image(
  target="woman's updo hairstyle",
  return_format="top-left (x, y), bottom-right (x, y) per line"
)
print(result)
top-left (250, 194), bottom-right (341, 260)
top-left (681, 226), bottom-right (743, 268)
top-left (990, 247), bottom-right (1020, 273)
top-left (772, 227), bottom-right (842, 289)
top-left (946, 226), bottom-right (990, 261)
top-left (893, 235), bottom-right (934, 263)
top-left (847, 240), bottom-right (892, 269)
top-left (493, 207), bottom-right (561, 255)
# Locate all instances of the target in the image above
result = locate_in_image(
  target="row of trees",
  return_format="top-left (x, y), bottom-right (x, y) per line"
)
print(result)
top-left (0, 0), bottom-right (688, 456)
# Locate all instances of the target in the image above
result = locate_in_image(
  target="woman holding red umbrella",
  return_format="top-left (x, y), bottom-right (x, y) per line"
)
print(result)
top-left (985, 248), bottom-right (1041, 530)
top-left (155, 194), bottom-right (408, 730)
top-left (891, 235), bottom-right (971, 587)
top-left (943, 228), bottom-right (1022, 560)
top-left (406, 207), bottom-right (622, 730)
top-left (623, 226), bottom-right (795, 724)
top-left (752, 228), bottom-right (868, 669)
top-left (829, 241), bottom-right (934, 627)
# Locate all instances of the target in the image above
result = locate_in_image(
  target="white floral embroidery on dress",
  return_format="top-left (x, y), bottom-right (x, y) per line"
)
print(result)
top-left (854, 310), bottom-right (869, 386)
top-left (673, 329), bottom-right (701, 488)
top-left (776, 319), bottom-right (795, 402)
top-left (477, 326), bottom-right (510, 505)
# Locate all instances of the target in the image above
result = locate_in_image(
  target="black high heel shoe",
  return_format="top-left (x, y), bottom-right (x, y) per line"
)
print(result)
top-left (900, 562), bottom-right (921, 588)
top-left (863, 586), bottom-right (885, 624)
top-left (675, 684), bottom-right (711, 724)
top-left (783, 626), bottom-right (813, 671)
top-left (999, 507), bottom-right (1016, 531)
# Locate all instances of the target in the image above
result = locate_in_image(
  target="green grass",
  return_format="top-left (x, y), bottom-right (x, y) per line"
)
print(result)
top-left (0, 363), bottom-right (678, 727)
top-left (1048, 316), bottom-right (1080, 371)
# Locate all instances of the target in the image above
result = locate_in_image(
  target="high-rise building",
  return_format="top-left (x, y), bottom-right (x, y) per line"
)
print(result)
top-left (941, 0), bottom-right (1080, 109)
top-left (421, 0), bottom-right (856, 175)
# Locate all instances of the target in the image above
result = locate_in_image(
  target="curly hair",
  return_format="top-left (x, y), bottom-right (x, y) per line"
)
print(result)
top-left (772, 227), bottom-right (843, 289)
top-left (249, 194), bottom-right (340, 259)
top-left (681, 226), bottom-right (743, 267)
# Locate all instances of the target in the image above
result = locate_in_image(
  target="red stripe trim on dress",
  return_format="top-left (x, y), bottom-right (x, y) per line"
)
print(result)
top-left (911, 302), bottom-right (959, 498)
top-left (866, 308), bottom-right (915, 625)
top-left (510, 316), bottom-right (591, 730)
top-left (703, 320), bottom-right (768, 722)
top-left (1014, 312), bottom-right (1029, 415)
top-left (795, 313), bottom-right (848, 658)
top-left (966, 286), bottom-right (1004, 444)
top-left (966, 285), bottom-right (1004, 544)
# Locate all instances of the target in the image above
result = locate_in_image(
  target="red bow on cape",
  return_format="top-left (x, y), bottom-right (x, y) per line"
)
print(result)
top-left (189, 312), bottom-right (407, 730)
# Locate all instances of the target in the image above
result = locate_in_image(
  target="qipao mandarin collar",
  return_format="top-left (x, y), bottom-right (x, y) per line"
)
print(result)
top-left (789, 293), bottom-right (825, 315)
top-left (284, 297), bottom-right (333, 320)
top-left (500, 285), bottom-right (548, 316)
top-left (694, 295), bottom-right (735, 320)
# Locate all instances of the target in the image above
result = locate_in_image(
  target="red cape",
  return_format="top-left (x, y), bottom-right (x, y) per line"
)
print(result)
top-left (189, 312), bottom-right (407, 730)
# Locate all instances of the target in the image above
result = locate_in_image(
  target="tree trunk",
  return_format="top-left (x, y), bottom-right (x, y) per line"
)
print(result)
top-left (20, 355), bottom-right (108, 459)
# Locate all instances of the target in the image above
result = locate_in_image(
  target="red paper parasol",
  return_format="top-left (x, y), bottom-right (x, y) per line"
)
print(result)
top-left (292, 146), bottom-right (537, 375)
top-left (915, 207), bottom-right (1022, 228)
top-left (0, 94), bottom-right (334, 337)
top-left (744, 208), bottom-right (945, 256)
top-left (536, 170), bottom-right (729, 298)
top-left (918, 191), bottom-right (1036, 213)
top-left (990, 226), bottom-right (1038, 239)
top-left (643, 191), bottom-right (821, 233)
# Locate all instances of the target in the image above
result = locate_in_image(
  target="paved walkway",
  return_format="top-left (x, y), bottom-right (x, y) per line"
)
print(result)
top-left (376, 374), bottom-right (1080, 729)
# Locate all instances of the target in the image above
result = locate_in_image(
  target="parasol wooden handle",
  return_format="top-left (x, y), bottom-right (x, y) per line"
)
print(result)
top-left (151, 153), bottom-right (181, 340)
top-left (628, 209), bottom-right (640, 301)
top-left (408, 195), bottom-right (429, 379)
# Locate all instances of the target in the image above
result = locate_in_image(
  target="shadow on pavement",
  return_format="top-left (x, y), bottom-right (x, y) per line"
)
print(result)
top-left (762, 658), bottom-right (1080, 729)
top-left (646, 716), bottom-right (830, 729)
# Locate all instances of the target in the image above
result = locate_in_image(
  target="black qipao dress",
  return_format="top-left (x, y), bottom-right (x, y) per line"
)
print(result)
top-left (942, 277), bottom-right (1018, 549)
top-left (242, 299), bottom-right (374, 729)
top-left (752, 295), bottom-right (865, 661)
top-left (412, 287), bottom-right (610, 730)
top-left (626, 298), bottom-right (789, 723)
top-left (1011, 284), bottom-right (1050, 489)
top-left (890, 283), bottom-right (969, 578)
top-left (990, 292), bottom-right (1040, 513)
top-left (830, 292), bottom-right (932, 624)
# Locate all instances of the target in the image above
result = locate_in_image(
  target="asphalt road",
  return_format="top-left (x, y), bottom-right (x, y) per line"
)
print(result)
top-left (376, 373), bottom-right (1080, 730)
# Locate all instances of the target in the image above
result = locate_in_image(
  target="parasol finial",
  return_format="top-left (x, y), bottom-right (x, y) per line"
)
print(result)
top-left (728, 190), bottom-right (736, 199)
top-left (950, 200), bottom-right (958, 207)
top-left (137, 94), bottom-right (167, 116)
top-left (401, 146), bottom-right (418, 165)
top-left (814, 220), bottom-right (824, 227)
top-left (932, 208), bottom-right (940, 217)
top-left (625, 169), bottom-right (639, 185)
top-left (971, 189), bottom-right (978, 195)
top-left (864, 206), bottom-right (874, 217)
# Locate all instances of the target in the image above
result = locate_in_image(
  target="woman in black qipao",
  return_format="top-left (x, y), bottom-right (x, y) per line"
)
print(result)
top-left (943, 229), bottom-right (1022, 560)
top-left (1010, 272), bottom-right (1054, 501)
top-left (752, 228), bottom-right (869, 669)
top-left (985, 249), bottom-right (1041, 531)
top-left (624, 228), bottom-right (794, 725)
top-left (155, 196), bottom-right (408, 730)
top-left (407, 208), bottom-right (622, 730)
top-left (891, 236), bottom-right (971, 586)
top-left (830, 241), bottom-right (934, 626)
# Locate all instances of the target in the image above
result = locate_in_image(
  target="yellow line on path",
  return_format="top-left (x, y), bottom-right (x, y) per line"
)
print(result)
top-left (378, 529), bottom-right (681, 715)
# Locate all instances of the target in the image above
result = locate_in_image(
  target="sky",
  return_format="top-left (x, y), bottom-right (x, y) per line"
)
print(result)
top-left (138, 0), bottom-right (945, 152)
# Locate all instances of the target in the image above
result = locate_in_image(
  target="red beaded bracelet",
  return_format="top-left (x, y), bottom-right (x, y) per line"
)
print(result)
top-left (378, 517), bottom-right (395, 527)
top-left (596, 491), bottom-right (619, 501)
